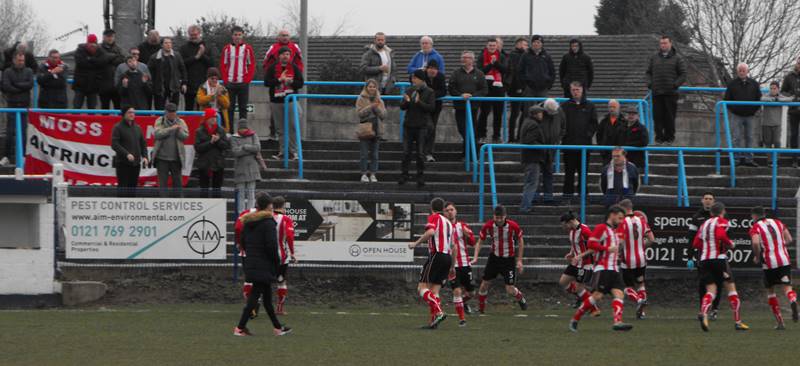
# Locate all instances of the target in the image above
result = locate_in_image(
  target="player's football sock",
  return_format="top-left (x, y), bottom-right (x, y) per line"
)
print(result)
top-left (624, 287), bottom-right (640, 304)
top-left (573, 297), bottom-right (596, 322)
top-left (612, 298), bottom-right (624, 324)
top-left (420, 289), bottom-right (443, 315)
top-left (637, 288), bottom-right (648, 303)
top-left (768, 294), bottom-right (784, 325)
top-left (276, 287), bottom-right (288, 314)
top-left (478, 291), bottom-right (488, 313)
top-left (700, 292), bottom-right (715, 316)
top-left (565, 282), bottom-right (577, 294)
top-left (787, 290), bottom-right (797, 304)
top-left (728, 291), bottom-right (742, 323)
top-left (454, 296), bottom-right (466, 321)
top-left (242, 282), bottom-right (253, 300)
top-left (577, 289), bottom-right (591, 303)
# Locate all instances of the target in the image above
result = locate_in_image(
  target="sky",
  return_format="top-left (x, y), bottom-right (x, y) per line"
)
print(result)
top-left (31, 0), bottom-right (600, 53)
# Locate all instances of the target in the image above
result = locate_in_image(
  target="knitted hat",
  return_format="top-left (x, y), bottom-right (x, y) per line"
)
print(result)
top-left (426, 59), bottom-right (439, 69)
top-left (86, 34), bottom-right (98, 44)
top-left (165, 103), bottom-right (178, 112)
top-left (203, 108), bottom-right (217, 120)
top-left (412, 69), bottom-right (427, 80)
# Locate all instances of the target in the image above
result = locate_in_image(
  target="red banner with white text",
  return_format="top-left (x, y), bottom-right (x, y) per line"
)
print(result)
top-left (24, 112), bottom-right (203, 186)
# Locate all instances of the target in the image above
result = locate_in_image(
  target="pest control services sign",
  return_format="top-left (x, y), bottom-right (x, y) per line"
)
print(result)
top-left (65, 197), bottom-right (227, 259)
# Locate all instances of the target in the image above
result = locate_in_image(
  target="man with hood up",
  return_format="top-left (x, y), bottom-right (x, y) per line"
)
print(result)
top-left (559, 38), bottom-right (594, 99)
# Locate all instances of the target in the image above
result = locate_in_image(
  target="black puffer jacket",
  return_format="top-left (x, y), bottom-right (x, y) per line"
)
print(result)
top-left (646, 46), bottom-right (687, 96)
top-left (560, 96), bottom-right (598, 145)
top-left (448, 67), bottom-right (487, 109)
top-left (179, 40), bottom-right (215, 89)
top-left (400, 84), bottom-right (436, 129)
top-left (504, 47), bottom-right (527, 95)
top-left (240, 210), bottom-right (280, 283)
top-left (723, 77), bottom-right (762, 116)
top-left (520, 117), bottom-right (545, 165)
top-left (559, 40), bottom-right (594, 89)
top-left (194, 123), bottom-right (231, 172)
top-left (781, 69), bottom-right (800, 114)
top-left (73, 44), bottom-right (111, 94)
top-left (519, 48), bottom-right (555, 92)
top-left (597, 114), bottom-right (623, 146)
top-left (100, 42), bottom-right (126, 94)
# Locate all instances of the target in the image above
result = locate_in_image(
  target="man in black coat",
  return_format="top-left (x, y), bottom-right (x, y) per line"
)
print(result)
top-left (235, 193), bottom-right (291, 337)
top-left (111, 107), bottom-right (148, 197)
top-left (423, 59), bottom-right (447, 162)
top-left (560, 81), bottom-right (598, 198)
top-left (519, 35), bottom-right (555, 99)
top-left (520, 105), bottom-right (546, 213)
top-left (505, 38), bottom-right (529, 141)
top-left (99, 29), bottom-right (126, 109)
top-left (400, 70), bottom-right (436, 187)
top-left (597, 100), bottom-right (623, 163)
top-left (1, 52), bottom-right (34, 166)
top-left (118, 56), bottom-right (152, 110)
top-left (646, 36), bottom-right (687, 145)
top-left (36, 50), bottom-right (69, 108)
top-left (148, 37), bottom-right (187, 110)
top-left (449, 51), bottom-right (487, 156)
top-left (559, 38), bottom-right (594, 99)
top-left (137, 30), bottom-right (162, 69)
top-left (618, 106), bottom-right (649, 169)
top-left (193, 110), bottom-right (230, 197)
top-left (73, 34), bottom-right (111, 109)
top-left (724, 63), bottom-right (762, 167)
top-left (179, 25), bottom-right (215, 110)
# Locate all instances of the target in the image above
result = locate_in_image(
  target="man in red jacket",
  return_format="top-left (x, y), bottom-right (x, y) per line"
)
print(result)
top-left (219, 26), bottom-right (255, 126)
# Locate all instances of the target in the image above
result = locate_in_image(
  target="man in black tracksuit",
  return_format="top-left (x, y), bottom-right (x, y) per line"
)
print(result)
top-left (560, 81), bottom-right (598, 198)
top-left (688, 192), bottom-right (723, 318)
top-left (400, 70), bottom-right (436, 187)
top-left (559, 38), bottom-right (594, 99)
top-left (646, 36), bottom-right (687, 144)
top-left (505, 38), bottom-right (529, 141)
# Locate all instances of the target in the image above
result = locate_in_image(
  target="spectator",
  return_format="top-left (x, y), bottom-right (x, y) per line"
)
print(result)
top-left (406, 36), bottom-right (445, 76)
top-left (618, 105), bottom-right (649, 170)
top-left (118, 55), bottom-right (152, 110)
top-left (36, 49), bottom-right (69, 108)
top-left (115, 47), bottom-right (150, 87)
top-left (263, 29), bottom-right (305, 72)
top-left (423, 59), bottom-right (446, 162)
top-left (600, 147), bottom-right (639, 207)
top-left (152, 103), bottom-right (188, 197)
top-left (231, 118), bottom-right (264, 213)
top-left (356, 79), bottom-right (386, 183)
top-left (196, 67), bottom-right (231, 132)
top-left (359, 32), bottom-right (396, 94)
top-left (597, 99), bottom-right (623, 163)
top-left (180, 25), bottom-right (215, 110)
top-left (519, 35), bottom-right (555, 101)
top-left (561, 81), bottom-right (598, 199)
top-left (399, 69), bottom-right (435, 187)
top-left (1, 42), bottom-right (36, 71)
top-left (220, 26), bottom-right (256, 125)
top-left (148, 37), bottom-right (187, 110)
top-left (99, 29), bottom-right (126, 109)
top-left (724, 63), bottom-right (762, 167)
top-left (265, 47), bottom-right (304, 161)
top-left (781, 57), bottom-right (800, 166)
top-left (73, 34), bottom-right (109, 109)
top-left (519, 105), bottom-right (546, 213)
top-left (505, 37), bottom-right (529, 141)
top-left (477, 37), bottom-right (508, 144)
top-left (646, 35), bottom-right (687, 145)
top-left (0, 52), bottom-right (33, 166)
top-left (448, 51), bottom-right (487, 155)
top-left (761, 81), bottom-right (792, 159)
top-left (111, 106), bottom-right (148, 197)
top-left (559, 38), bottom-right (594, 99)
top-left (540, 98), bottom-right (565, 203)
top-left (194, 108), bottom-right (230, 197)
top-left (137, 30), bottom-right (162, 67)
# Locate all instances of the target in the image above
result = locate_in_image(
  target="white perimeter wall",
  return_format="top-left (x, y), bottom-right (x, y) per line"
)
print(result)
top-left (0, 203), bottom-right (57, 295)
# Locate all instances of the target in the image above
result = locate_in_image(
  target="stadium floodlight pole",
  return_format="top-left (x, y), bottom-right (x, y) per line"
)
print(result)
top-left (300, 0), bottom-right (309, 136)
top-left (528, 0), bottom-right (534, 39)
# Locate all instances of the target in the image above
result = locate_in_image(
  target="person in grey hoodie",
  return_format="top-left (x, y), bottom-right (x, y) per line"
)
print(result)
top-left (761, 81), bottom-right (792, 160)
top-left (359, 32), bottom-right (396, 94)
top-left (231, 118), bottom-right (264, 213)
top-left (152, 103), bottom-right (189, 197)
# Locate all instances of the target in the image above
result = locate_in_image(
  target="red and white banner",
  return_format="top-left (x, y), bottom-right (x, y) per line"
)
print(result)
top-left (24, 112), bottom-right (204, 186)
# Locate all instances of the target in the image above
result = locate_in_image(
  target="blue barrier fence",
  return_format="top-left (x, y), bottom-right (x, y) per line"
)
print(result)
top-left (477, 143), bottom-right (800, 222)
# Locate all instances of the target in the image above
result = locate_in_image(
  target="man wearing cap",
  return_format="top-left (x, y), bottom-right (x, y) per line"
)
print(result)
top-left (194, 108), bottom-right (230, 197)
top-left (518, 35), bottom-right (555, 103)
top-left (519, 105), bottom-right (546, 213)
top-left (73, 34), bottom-right (111, 109)
top-left (399, 69), bottom-right (436, 187)
top-left (152, 103), bottom-right (189, 197)
top-left (99, 29), bottom-right (126, 109)
top-left (148, 37), bottom-right (187, 111)
top-left (618, 106), bottom-right (649, 170)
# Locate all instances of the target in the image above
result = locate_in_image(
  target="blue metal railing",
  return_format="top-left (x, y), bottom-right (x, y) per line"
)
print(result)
top-left (477, 144), bottom-right (800, 222)
top-left (1, 108), bottom-right (205, 171)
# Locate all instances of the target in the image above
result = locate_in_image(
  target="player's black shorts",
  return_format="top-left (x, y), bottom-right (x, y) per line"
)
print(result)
top-left (419, 252), bottom-right (453, 286)
top-left (622, 267), bottom-right (647, 287)
top-left (763, 266), bottom-right (792, 288)
top-left (483, 254), bottom-right (517, 285)
top-left (276, 264), bottom-right (289, 283)
top-left (449, 266), bottom-right (475, 291)
top-left (699, 259), bottom-right (734, 285)
top-left (590, 270), bottom-right (624, 295)
top-left (563, 265), bottom-right (593, 283)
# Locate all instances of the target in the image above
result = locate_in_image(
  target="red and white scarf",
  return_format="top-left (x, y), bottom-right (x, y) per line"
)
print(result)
top-left (482, 48), bottom-right (503, 87)
top-left (273, 62), bottom-right (295, 97)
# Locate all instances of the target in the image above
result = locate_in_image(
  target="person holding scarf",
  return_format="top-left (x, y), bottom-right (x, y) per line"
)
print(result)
top-left (194, 108), bottom-right (230, 197)
top-left (265, 47), bottom-right (304, 161)
top-left (36, 49), bottom-right (69, 108)
top-left (231, 118), bottom-right (265, 213)
top-left (196, 67), bottom-right (231, 132)
top-left (600, 147), bottom-right (639, 208)
top-left (477, 37), bottom-right (508, 143)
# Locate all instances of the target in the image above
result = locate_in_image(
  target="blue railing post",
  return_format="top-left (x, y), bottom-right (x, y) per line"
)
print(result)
top-left (478, 144), bottom-right (487, 220)
top-left (14, 111), bottom-right (23, 170)
top-left (714, 103), bottom-right (721, 175)
top-left (554, 149), bottom-right (561, 174)
top-left (33, 82), bottom-right (39, 108)
top-left (722, 107), bottom-right (736, 187)
top-left (771, 151), bottom-right (778, 211)
top-left (399, 85), bottom-right (406, 143)
top-left (488, 145), bottom-right (498, 209)
top-left (465, 99), bottom-right (473, 173)
top-left (579, 148), bottom-right (587, 223)
top-left (501, 100), bottom-right (509, 143)
top-left (677, 150), bottom-right (686, 207)
top-left (292, 97), bottom-right (304, 179)
top-left (283, 95), bottom-right (291, 169)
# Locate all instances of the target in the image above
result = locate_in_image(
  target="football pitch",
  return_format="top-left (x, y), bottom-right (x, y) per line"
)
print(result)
top-left (1, 303), bottom-right (796, 366)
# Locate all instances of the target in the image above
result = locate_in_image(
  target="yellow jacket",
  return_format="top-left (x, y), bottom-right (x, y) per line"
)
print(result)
top-left (196, 82), bottom-right (232, 132)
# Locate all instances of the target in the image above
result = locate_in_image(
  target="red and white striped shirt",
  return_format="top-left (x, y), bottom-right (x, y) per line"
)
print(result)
top-left (569, 223), bottom-right (593, 268)
top-left (425, 213), bottom-right (453, 255)
top-left (220, 42), bottom-right (256, 84)
top-left (274, 213), bottom-right (296, 265)
top-left (693, 217), bottom-right (733, 261)
top-left (619, 214), bottom-right (651, 269)
top-left (452, 221), bottom-right (475, 268)
top-left (479, 219), bottom-right (523, 258)
top-left (588, 223), bottom-right (621, 272)
top-left (749, 218), bottom-right (790, 269)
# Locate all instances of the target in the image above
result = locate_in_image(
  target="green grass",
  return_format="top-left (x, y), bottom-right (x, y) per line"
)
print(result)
top-left (0, 303), bottom-right (795, 365)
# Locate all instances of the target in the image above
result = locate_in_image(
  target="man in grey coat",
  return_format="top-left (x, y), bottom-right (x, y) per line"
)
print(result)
top-left (231, 118), bottom-right (263, 212)
top-left (152, 103), bottom-right (189, 197)
top-left (646, 36), bottom-right (687, 145)
top-left (359, 32), bottom-right (396, 94)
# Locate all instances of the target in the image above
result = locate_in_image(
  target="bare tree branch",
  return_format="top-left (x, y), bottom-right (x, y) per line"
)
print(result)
top-left (0, 0), bottom-right (50, 55)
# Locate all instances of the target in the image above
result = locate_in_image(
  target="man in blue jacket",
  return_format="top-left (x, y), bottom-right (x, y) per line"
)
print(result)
top-left (407, 36), bottom-right (445, 77)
